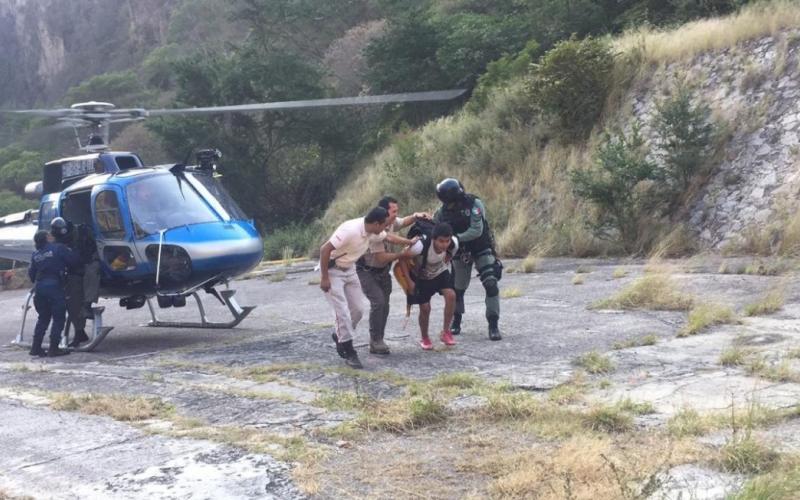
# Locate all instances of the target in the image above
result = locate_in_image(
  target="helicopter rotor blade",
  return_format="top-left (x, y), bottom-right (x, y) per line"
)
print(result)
top-left (145, 89), bottom-right (467, 117)
top-left (0, 108), bottom-right (78, 118)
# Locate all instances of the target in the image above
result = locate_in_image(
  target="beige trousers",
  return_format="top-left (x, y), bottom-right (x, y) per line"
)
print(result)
top-left (324, 267), bottom-right (365, 343)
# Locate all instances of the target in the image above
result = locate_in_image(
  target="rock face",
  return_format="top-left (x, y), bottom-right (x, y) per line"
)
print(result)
top-left (0, 0), bottom-right (177, 106)
top-left (628, 31), bottom-right (800, 250)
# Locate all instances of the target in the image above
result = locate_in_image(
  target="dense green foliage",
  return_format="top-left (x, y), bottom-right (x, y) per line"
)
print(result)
top-left (572, 86), bottom-right (716, 252)
top-left (571, 126), bottom-right (660, 249)
top-left (527, 37), bottom-right (615, 138)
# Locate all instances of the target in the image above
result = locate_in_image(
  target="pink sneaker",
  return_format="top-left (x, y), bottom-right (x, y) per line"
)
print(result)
top-left (440, 330), bottom-right (456, 346)
top-left (419, 337), bottom-right (434, 350)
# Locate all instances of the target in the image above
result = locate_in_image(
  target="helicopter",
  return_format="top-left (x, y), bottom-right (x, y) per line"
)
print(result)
top-left (0, 90), bottom-right (465, 352)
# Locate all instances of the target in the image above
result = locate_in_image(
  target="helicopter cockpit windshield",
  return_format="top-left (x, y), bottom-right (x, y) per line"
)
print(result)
top-left (127, 174), bottom-right (219, 238)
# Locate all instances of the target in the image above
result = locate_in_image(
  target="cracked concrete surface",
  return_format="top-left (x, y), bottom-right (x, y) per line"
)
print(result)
top-left (1, 257), bottom-right (800, 498)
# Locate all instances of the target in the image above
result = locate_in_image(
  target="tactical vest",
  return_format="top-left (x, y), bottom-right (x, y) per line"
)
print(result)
top-left (438, 194), bottom-right (493, 254)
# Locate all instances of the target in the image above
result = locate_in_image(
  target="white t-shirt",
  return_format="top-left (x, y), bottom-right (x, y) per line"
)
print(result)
top-left (409, 236), bottom-right (459, 280)
top-left (327, 217), bottom-right (386, 269)
top-left (361, 217), bottom-right (405, 268)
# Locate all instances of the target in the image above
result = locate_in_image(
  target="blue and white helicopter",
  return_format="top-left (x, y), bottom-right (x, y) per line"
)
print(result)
top-left (0, 90), bottom-right (464, 351)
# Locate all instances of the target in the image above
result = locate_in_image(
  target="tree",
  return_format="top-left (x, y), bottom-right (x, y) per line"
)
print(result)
top-left (652, 86), bottom-right (714, 192)
top-left (571, 126), bottom-right (662, 250)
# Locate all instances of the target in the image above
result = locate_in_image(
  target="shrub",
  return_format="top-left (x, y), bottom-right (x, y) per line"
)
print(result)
top-left (652, 85), bottom-right (715, 193)
top-left (527, 36), bottom-right (615, 138)
top-left (263, 223), bottom-right (320, 260)
top-left (571, 125), bottom-right (662, 251)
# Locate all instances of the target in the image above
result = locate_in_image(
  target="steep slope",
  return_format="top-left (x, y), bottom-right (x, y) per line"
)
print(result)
top-left (321, 1), bottom-right (800, 257)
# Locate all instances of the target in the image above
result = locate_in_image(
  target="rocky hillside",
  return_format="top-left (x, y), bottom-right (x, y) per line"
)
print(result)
top-left (0, 0), bottom-right (177, 106)
top-left (321, 3), bottom-right (800, 257)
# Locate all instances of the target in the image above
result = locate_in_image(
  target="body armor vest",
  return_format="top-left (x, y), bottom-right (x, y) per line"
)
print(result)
top-left (439, 195), bottom-right (493, 254)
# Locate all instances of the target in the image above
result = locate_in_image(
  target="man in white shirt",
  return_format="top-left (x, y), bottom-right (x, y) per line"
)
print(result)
top-left (319, 207), bottom-right (412, 369)
top-left (407, 222), bottom-right (459, 350)
top-left (357, 195), bottom-right (429, 355)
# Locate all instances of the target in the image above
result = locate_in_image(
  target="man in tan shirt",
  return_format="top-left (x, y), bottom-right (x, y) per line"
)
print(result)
top-left (319, 206), bottom-right (412, 369)
top-left (357, 196), bottom-right (429, 355)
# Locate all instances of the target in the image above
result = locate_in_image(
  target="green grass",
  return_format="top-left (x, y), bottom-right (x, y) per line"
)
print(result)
top-left (612, 335), bottom-right (658, 350)
top-left (720, 347), bottom-right (751, 366)
top-left (583, 405), bottom-right (634, 433)
top-left (744, 289), bottom-right (786, 317)
top-left (731, 468), bottom-right (800, 500)
top-left (719, 436), bottom-right (780, 474)
top-left (678, 303), bottom-right (738, 337)
top-left (574, 351), bottom-right (616, 374)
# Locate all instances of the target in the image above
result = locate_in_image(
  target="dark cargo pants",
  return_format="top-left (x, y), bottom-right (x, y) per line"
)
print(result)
top-left (357, 267), bottom-right (392, 342)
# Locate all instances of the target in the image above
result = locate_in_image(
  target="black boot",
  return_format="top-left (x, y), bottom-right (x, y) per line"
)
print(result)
top-left (47, 343), bottom-right (70, 357)
top-left (488, 316), bottom-right (502, 341)
top-left (68, 330), bottom-right (90, 348)
top-left (332, 332), bottom-right (347, 359)
top-left (29, 335), bottom-right (46, 357)
top-left (29, 346), bottom-right (47, 357)
top-left (341, 340), bottom-right (363, 369)
top-left (451, 313), bottom-right (462, 336)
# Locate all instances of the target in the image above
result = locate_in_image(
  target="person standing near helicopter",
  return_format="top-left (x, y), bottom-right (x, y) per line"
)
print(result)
top-left (50, 217), bottom-right (100, 348)
top-left (28, 230), bottom-right (80, 357)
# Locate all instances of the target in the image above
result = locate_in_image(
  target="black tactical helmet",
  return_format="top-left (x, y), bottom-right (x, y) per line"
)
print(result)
top-left (436, 178), bottom-right (465, 204)
top-left (50, 217), bottom-right (70, 238)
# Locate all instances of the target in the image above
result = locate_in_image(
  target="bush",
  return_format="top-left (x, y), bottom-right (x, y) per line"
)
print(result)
top-left (527, 36), bottom-right (615, 137)
top-left (653, 85), bottom-right (715, 193)
top-left (470, 40), bottom-right (540, 112)
top-left (263, 223), bottom-right (320, 260)
top-left (571, 125), bottom-right (661, 250)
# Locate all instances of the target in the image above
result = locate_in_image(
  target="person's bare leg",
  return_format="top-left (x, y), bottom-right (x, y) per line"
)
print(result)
top-left (419, 303), bottom-right (431, 340)
top-left (442, 288), bottom-right (455, 332)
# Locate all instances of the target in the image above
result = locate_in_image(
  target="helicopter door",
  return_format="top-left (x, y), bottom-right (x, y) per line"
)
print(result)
top-left (92, 187), bottom-right (136, 272)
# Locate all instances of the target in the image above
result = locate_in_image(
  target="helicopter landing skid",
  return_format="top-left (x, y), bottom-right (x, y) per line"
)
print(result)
top-left (144, 289), bottom-right (254, 329)
top-left (13, 288), bottom-right (114, 353)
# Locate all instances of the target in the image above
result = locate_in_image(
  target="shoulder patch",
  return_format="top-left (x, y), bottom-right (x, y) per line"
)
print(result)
top-left (472, 206), bottom-right (482, 217)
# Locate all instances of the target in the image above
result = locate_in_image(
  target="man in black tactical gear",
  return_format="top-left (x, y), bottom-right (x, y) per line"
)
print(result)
top-left (50, 217), bottom-right (100, 348)
top-left (434, 178), bottom-right (502, 341)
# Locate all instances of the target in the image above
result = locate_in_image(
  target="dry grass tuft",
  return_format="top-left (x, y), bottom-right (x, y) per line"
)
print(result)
top-left (572, 274), bottom-right (585, 285)
top-left (744, 288), bottom-right (786, 316)
top-left (614, 1), bottom-right (800, 65)
top-left (268, 271), bottom-right (287, 283)
top-left (612, 267), bottom-right (627, 279)
top-left (520, 255), bottom-right (539, 273)
top-left (51, 393), bottom-right (174, 421)
top-left (719, 435), bottom-right (780, 474)
top-left (593, 274), bottom-right (693, 311)
top-left (501, 287), bottom-right (523, 298)
top-left (678, 303), bottom-right (738, 337)
top-left (720, 347), bottom-right (752, 366)
top-left (612, 334), bottom-right (658, 350)
top-left (484, 435), bottom-right (704, 499)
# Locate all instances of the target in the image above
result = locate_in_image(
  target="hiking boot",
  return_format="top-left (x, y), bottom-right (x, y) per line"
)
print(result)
top-left (47, 346), bottom-right (70, 357)
top-left (419, 337), bottom-right (434, 351)
top-left (369, 339), bottom-right (391, 355)
top-left (68, 330), bottom-right (90, 348)
top-left (488, 316), bottom-right (502, 341)
top-left (341, 340), bottom-right (363, 369)
top-left (332, 332), bottom-right (347, 359)
top-left (450, 313), bottom-right (462, 335)
top-left (29, 346), bottom-right (47, 357)
top-left (440, 329), bottom-right (456, 346)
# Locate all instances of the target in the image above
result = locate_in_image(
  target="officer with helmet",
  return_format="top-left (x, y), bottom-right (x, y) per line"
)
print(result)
top-left (27, 229), bottom-right (80, 356)
top-left (434, 178), bottom-right (502, 341)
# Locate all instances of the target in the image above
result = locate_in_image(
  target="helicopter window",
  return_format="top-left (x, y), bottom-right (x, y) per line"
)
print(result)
top-left (95, 191), bottom-right (125, 239)
top-left (187, 174), bottom-right (248, 221)
top-left (115, 156), bottom-right (140, 170)
top-left (38, 200), bottom-right (57, 230)
top-left (126, 174), bottom-right (220, 238)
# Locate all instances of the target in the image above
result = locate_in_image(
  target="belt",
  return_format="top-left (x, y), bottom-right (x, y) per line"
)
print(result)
top-left (328, 259), bottom-right (351, 271)
top-left (357, 264), bottom-right (388, 273)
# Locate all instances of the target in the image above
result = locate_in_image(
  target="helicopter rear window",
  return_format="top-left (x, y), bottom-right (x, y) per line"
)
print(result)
top-left (95, 191), bottom-right (125, 239)
top-left (126, 174), bottom-right (220, 238)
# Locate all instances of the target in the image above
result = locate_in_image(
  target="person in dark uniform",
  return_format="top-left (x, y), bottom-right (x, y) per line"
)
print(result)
top-left (434, 178), bottom-right (503, 341)
top-left (28, 229), bottom-right (80, 357)
top-left (50, 217), bottom-right (100, 347)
